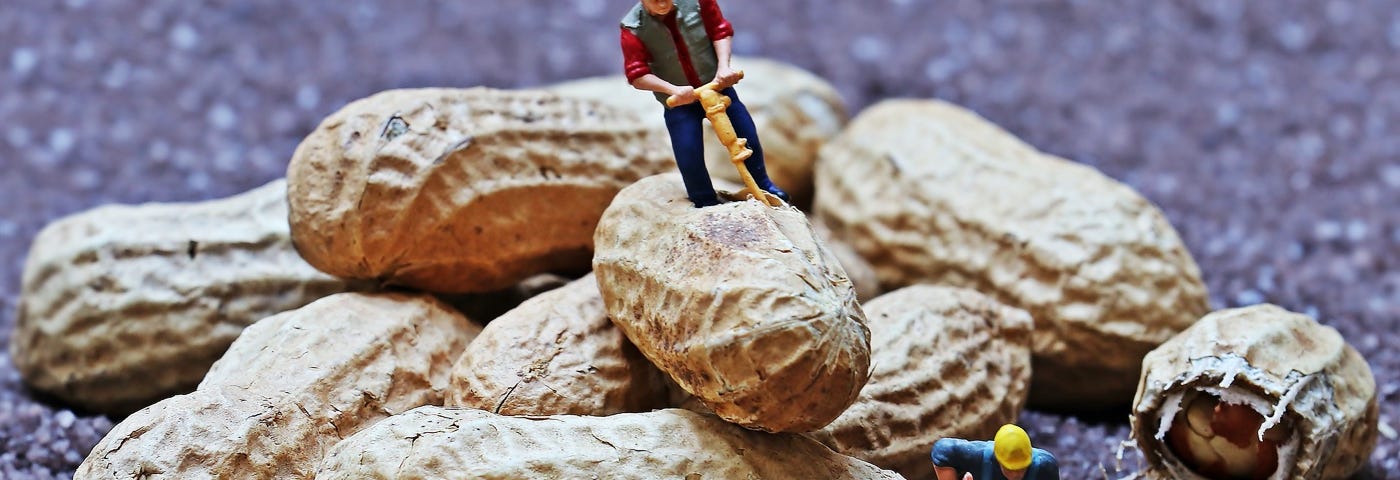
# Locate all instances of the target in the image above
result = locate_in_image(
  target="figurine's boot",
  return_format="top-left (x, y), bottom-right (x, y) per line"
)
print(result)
top-left (723, 88), bottom-right (790, 204)
top-left (740, 147), bottom-right (789, 204)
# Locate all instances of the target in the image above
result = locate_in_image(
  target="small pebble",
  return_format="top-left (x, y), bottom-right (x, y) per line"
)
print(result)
top-left (295, 85), bottom-right (320, 110)
top-left (207, 103), bottom-right (238, 131)
top-left (1380, 420), bottom-right (1398, 441)
top-left (54, 411), bottom-right (74, 429)
top-left (1345, 219), bottom-right (1368, 242)
top-left (47, 129), bottom-right (76, 156)
top-left (575, 0), bottom-right (605, 18)
top-left (1389, 18), bottom-right (1400, 49)
top-left (1234, 289), bottom-right (1264, 306)
top-left (71, 168), bottom-right (100, 190)
top-left (169, 23), bottom-right (200, 50)
top-left (101, 60), bottom-right (131, 89)
top-left (148, 140), bottom-right (171, 161)
top-left (187, 171), bottom-right (211, 191)
top-left (1290, 170), bottom-right (1311, 190)
top-left (1314, 221), bottom-right (1342, 241)
top-left (1274, 22), bottom-right (1313, 52)
top-left (10, 47), bottom-right (38, 76)
top-left (5, 126), bottom-right (30, 148)
top-left (1381, 165), bottom-right (1400, 189)
top-left (851, 35), bottom-right (886, 63)
top-left (924, 57), bottom-right (961, 82)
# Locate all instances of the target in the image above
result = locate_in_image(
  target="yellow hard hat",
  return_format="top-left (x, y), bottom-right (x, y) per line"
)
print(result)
top-left (994, 424), bottom-right (1033, 471)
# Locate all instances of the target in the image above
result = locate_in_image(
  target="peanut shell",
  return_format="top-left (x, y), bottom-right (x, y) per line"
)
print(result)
top-left (287, 88), bottom-right (673, 293)
top-left (433, 272), bottom-right (575, 323)
top-left (813, 216), bottom-right (883, 302)
top-left (446, 273), bottom-right (669, 415)
top-left (814, 99), bottom-right (1209, 409)
top-left (593, 173), bottom-right (870, 433)
top-left (809, 285), bottom-right (1033, 479)
top-left (1131, 304), bottom-right (1378, 480)
top-left (10, 179), bottom-right (366, 416)
top-left (316, 406), bottom-right (904, 479)
top-left (548, 56), bottom-right (848, 208)
top-left (76, 292), bottom-right (481, 479)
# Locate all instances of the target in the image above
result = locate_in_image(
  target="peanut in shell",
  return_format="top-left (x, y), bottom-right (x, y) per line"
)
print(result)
top-left (809, 285), bottom-right (1033, 479)
top-left (76, 293), bottom-right (481, 480)
top-left (315, 406), bottom-right (904, 479)
top-left (1131, 304), bottom-right (1378, 480)
top-left (287, 88), bottom-right (673, 293)
top-left (446, 273), bottom-right (670, 416)
top-left (10, 179), bottom-right (368, 416)
top-left (593, 173), bottom-right (871, 433)
top-left (813, 99), bottom-right (1210, 409)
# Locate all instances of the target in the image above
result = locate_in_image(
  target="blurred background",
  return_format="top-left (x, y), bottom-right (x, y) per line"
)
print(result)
top-left (1, 0), bottom-right (1396, 477)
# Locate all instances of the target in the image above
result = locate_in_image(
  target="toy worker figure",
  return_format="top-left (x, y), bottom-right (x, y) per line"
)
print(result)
top-left (620, 0), bottom-right (789, 208)
top-left (930, 424), bottom-right (1060, 480)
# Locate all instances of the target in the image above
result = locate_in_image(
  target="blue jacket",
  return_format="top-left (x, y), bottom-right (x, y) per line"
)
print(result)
top-left (930, 438), bottom-right (1059, 480)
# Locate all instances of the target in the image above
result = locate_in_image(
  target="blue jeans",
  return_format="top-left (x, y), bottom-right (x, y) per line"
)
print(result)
top-left (663, 87), bottom-right (777, 207)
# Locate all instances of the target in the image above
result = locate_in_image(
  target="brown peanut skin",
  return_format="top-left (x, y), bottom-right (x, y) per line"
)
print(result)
top-left (10, 179), bottom-right (368, 416)
top-left (1131, 305), bottom-right (1378, 480)
top-left (316, 406), bottom-right (905, 480)
top-left (813, 99), bottom-right (1210, 410)
top-left (548, 56), bottom-right (848, 209)
top-left (76, 293), bottom-right (482, 480)
top-left (594, 174), bottom-right (871, 433)
top-left (287, 88), bottom-right (673, 293)
top-left (809, 285), bottom-right (1033, 479)
top-left (446, 274), bottom-right (670, 416)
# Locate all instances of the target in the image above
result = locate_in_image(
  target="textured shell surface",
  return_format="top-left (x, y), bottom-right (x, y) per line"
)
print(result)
top-left (447, 273), bottom-right (670, 416)
top-left (809, 285), bottom-right (1033, 479)
top-left (1131, 304), bottom-right (1378, 480)
top-left (813, 99), bottom-right (1210, 409)
top-left (593, 173), bottom-right (870, 433)
top-left (76, 292), bottom-right (481, 480)
top-left (316, 406), bottom-right (905, 480)
top-left (812, 216), bottom-right (883, 302)
top-left (287, 88), bottom-right (673, 293)
top-left (10, 179), bottom-right (366, 416)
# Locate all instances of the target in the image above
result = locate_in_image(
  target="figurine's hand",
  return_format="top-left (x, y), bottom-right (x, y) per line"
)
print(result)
top-left (669, 86), bottom-right (698, 106)
top-left (714, 66), bottom-right (742, 88)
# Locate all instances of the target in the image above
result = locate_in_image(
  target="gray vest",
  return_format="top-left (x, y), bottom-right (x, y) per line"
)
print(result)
top-left (621, 0), bottom-right (720, 104)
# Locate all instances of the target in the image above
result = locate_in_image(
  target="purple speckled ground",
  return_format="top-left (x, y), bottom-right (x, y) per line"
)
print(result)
top-left (2, 1), bottom-right (1397, 478)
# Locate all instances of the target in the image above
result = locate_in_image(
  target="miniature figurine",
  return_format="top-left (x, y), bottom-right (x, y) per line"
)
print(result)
top-left (620, 0), bottom-right (789, 208)
top-left (930, 424), bottom-right (1060, 480)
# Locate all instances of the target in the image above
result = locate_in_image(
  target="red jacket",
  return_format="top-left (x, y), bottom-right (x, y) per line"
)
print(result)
top-left (620, 0), bottom-right (733, 87)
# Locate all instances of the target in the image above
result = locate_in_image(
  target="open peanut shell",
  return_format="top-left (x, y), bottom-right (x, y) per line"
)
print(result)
top-left (1131, 304), bottom-right (1378, 479)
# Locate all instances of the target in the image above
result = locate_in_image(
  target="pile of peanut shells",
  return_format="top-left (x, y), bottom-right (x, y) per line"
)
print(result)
top-left (9, 58), bottom-right (1377, 479)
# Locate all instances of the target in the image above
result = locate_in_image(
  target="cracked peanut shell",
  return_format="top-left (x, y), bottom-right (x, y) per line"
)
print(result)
top-left (548, 56), bottom-right (848, 208)
top-left (1131, 304), bottom-right (1378, 480)
top-left (76, 292), bottom-right (482, 480)
top-left (593, 174), bottom-right (870, 433)
top-left (814, 99), bottom-right (1209, 409)
top-left (809, 285), bottom-right (1033, 479)
top-left (287, 88), bottom-right (673, 293)
top-left (446, 273), bottom-right (670, 416)
top-left (10, 179), bottom-right (367, 416)
top-left (316, 406), bottom-right (904, 479)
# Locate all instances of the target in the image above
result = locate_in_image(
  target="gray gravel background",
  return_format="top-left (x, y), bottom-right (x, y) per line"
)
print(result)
top-left (2, 0), bottom-right (1397, 478)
